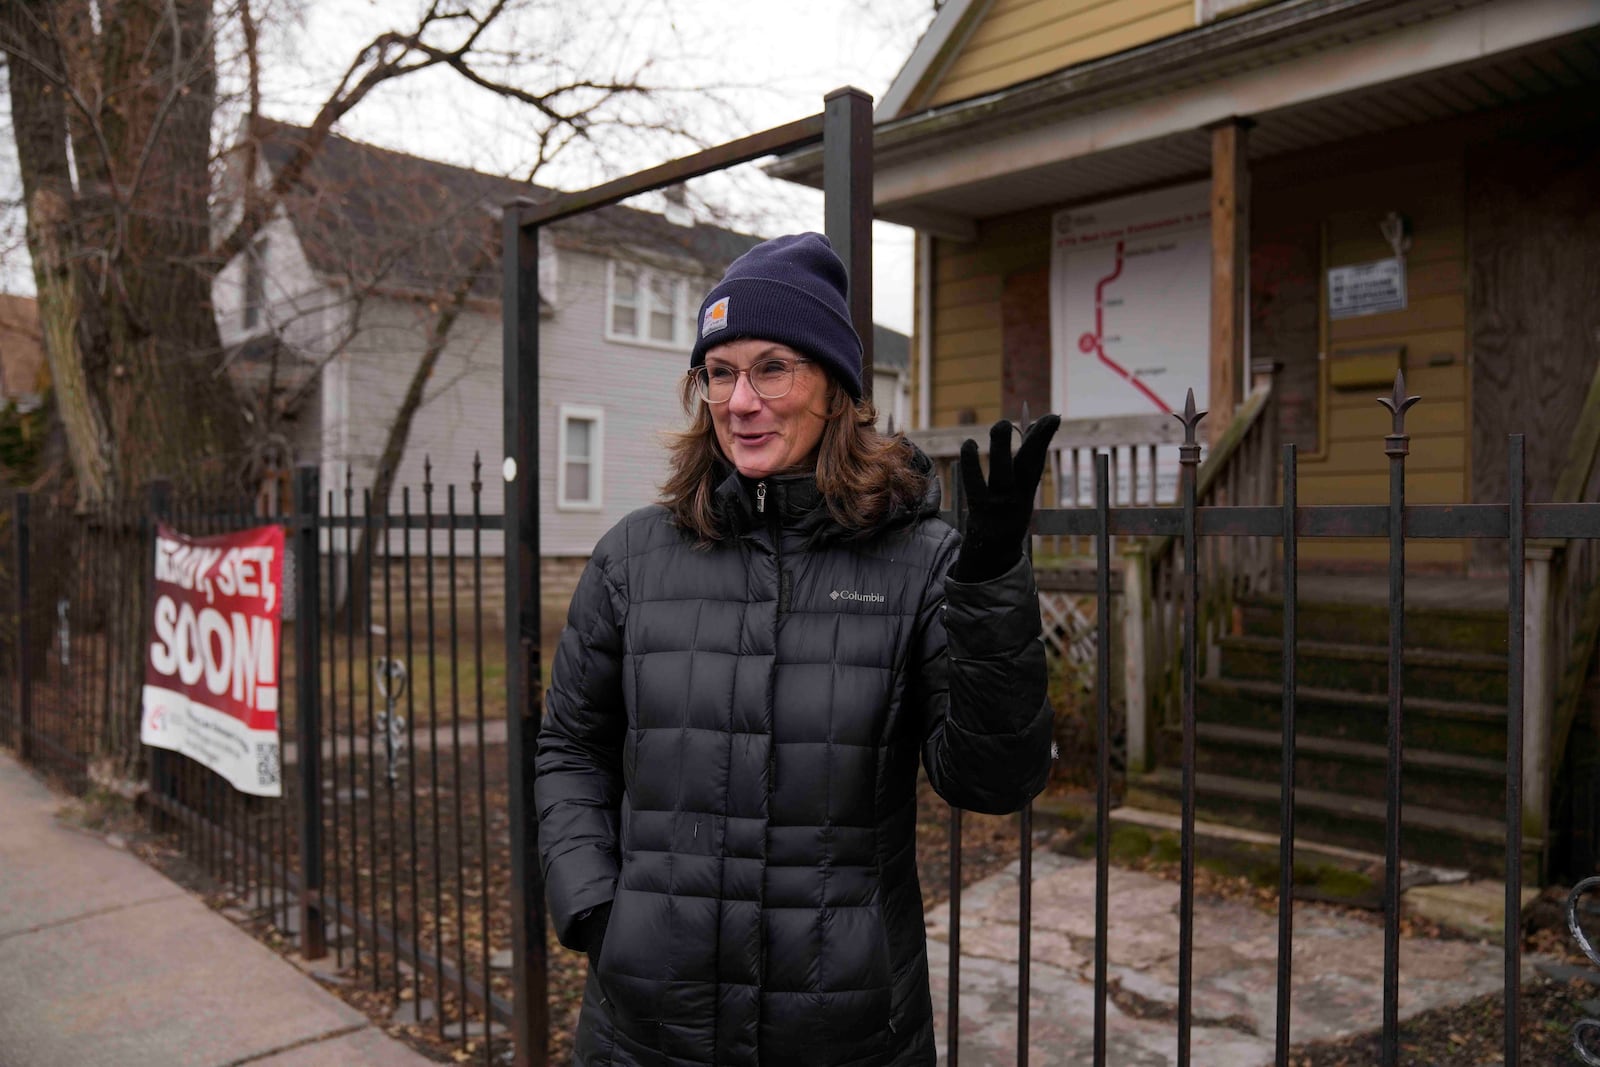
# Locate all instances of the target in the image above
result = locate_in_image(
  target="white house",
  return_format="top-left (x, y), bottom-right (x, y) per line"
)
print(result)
top-left (870, 324), bottom-right (911, 434)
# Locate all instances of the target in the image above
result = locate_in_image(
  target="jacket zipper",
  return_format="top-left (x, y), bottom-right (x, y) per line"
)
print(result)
top-left (764, 482), bottom-right (791, 615)
top-left (758, 478), bottom-right (777, 1060)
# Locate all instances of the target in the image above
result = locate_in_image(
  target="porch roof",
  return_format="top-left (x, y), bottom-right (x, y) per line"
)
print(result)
top-left (769, 0), bottom-right (1600, 237)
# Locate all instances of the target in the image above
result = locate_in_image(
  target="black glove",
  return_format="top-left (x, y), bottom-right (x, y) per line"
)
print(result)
top-left (953, 415), bottom-right (1061, 583)
top-left (576, 901), bottom-right (612, 965)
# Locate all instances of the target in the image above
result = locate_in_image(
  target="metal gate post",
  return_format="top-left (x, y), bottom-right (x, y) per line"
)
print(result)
top-left (146, 479), bottom-right (173, 827)
top-left (823, 87), bottom-right (874, 399)
top-left (1121, 544), bottom-right (1151, 773)
top-left (504, 206), bottom-right (548, 1067)
top-left (294, 466), bottom-right (328, 960)
top-left (13, 490), bottom-right (30, 763)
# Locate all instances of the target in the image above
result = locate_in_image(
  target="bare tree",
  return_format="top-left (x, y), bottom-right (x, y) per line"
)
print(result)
top-left (0, 0), bottom-right (665, 505)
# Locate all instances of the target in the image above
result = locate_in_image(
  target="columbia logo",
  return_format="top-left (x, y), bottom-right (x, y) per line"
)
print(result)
top-left (830, 589), bottom-right (885, 604)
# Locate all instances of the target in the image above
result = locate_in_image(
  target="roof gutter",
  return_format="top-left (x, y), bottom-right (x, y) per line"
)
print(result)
top-left (770, 0), bottom-right (1475, 189)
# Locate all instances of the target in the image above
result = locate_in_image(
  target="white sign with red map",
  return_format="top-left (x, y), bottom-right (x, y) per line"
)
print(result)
top-left (1050, 182), bottom-right (1212, 423)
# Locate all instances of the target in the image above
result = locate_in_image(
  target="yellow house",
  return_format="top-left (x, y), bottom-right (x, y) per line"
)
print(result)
top-left (774, 0), bottom-right (1600, 879)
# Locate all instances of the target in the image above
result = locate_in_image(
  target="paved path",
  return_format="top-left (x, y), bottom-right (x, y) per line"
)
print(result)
top-left (0, 750), bottom-right (433, 1067)
top-left (926, 850), bottom-right (1537, 1065)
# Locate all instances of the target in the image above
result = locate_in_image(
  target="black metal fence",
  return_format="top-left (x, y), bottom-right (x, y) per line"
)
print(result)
top-left (4, 80), bottom-right (1597, 1067)
top-left (2, 460), bottom-right (515, 1064)
top-left (2, 380), bottom-right (1598, 1064)
top-left (931, 374), bottom-right (1600, 1067)
top-left (489, 76), bottom-right (1595, 1059)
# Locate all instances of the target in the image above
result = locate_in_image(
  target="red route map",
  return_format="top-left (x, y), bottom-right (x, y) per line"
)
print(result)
top-left (1074, 240), bottom-right (1175, 416)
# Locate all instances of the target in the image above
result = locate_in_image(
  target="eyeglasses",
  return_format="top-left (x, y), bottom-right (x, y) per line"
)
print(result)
top-left (690, 358), bottom-right (811, 404)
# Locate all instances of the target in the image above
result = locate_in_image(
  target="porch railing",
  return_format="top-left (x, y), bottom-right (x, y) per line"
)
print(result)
top-left (906, 410), bottom-right (1185, 530)
top-left (1124, 376), bottom-right (1280, 771)
top-left (1531, 358), bottom-right (1600, 859)
top-left (906, 412), bottom-right (1184, 664)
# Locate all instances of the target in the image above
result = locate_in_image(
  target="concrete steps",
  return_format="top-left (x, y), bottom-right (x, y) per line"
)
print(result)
top-left (1155, 722), bottom-right (1506, 816)
top-left (1134, 593), bottom-right (1523, 875)
top-left (1124, 768), bottom-right (1537, 877)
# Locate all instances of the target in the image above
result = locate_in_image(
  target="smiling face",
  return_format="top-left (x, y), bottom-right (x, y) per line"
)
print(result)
top-left (705, 339), bottom-right (832, 480)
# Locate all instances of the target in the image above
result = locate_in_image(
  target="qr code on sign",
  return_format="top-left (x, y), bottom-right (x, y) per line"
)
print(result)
top-left (256, 743), bottom-right (280, 788)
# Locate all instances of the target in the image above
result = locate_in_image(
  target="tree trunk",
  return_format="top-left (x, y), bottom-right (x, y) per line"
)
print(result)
top-left (5, 2), bottom-right (113, 505)
top-left (5, 0), bottom-right (243, 504)
top-left (97, 0), bottom-right (242, 497)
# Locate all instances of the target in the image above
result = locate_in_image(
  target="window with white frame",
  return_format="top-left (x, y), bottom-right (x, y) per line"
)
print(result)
top-left (557, 405), bottom-right (604, 510)
top-left (607, 261), bottom-right (691, 348)
top-left (243, 236), bottom-right (269, 330)
top-left (538, 247), bottom-right (558, 306)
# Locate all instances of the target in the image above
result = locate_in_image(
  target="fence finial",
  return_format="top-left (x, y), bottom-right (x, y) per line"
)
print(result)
top-left (1175, 388), bottom-right (1207, 455)
top-left (1376, 370), bottom-right (1421, 457)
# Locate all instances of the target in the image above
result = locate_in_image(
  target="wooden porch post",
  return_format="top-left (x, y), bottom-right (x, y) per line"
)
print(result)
top-left (1208, 118), bottom-right (1251, 446)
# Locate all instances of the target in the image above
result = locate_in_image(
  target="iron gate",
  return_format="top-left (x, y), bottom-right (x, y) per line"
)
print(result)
top-left (503, 89), bottom-right (1600, 1066)
top-left (1, 87), bottom-right (1593, 1067)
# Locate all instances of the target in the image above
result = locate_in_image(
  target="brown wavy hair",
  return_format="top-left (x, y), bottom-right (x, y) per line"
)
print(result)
top-left (660, 372), bottom-right (929, 544)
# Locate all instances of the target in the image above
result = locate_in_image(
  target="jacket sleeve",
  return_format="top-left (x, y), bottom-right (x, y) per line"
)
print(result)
top-left (534, 538), bottom-right (627, 950)
top-left (912, 527), bottom-right (1054, 814)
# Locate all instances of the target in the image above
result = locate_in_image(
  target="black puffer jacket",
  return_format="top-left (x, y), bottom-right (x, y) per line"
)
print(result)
top-left (536, 461), bottom-right (1053, 1066)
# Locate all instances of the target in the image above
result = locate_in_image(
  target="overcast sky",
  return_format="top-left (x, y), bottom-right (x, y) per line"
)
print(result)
top-left (0, 0), bottom-right (936, 332)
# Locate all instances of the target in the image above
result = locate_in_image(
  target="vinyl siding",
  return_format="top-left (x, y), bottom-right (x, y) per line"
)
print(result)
top-left (325, 246), bottom-right (713, 558)
top-left (212, 202), bottom-right (340, 477)
top-left (924, 0), bottom-right (1194, 109)
top-left (531, 251), bottom-right (712, 555)
top-left (334, 297), bottom-right (507, 556)
top-left (213, 158), bottom-right (329, 358)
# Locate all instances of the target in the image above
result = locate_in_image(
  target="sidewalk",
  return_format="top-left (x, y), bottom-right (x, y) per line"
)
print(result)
top-left (0, 750), bottom-right (435, 1067)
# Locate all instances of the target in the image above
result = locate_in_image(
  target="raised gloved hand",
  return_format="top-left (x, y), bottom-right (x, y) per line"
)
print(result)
top-left (953, 415), bottom-right (1061, 583)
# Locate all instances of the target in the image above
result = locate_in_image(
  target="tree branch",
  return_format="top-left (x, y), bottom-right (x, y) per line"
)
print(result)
top-left (211, 31), bottom-right (443, 267)
top-left (0, 13), bottom-right (119, 205)
top-left (123, 10), bottom-right (224, 223)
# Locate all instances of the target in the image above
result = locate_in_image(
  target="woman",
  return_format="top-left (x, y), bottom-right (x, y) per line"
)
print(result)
top-left (536, 233), bottom-right (1057, 1066)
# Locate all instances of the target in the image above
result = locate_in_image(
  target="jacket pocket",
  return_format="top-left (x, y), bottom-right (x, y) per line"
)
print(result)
top-left (588, 889), bottom-right (656, 1041)
top-left (875, 904), bottom-right (898, 1036)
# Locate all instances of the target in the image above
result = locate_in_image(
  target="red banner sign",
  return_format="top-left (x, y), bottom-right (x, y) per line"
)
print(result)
top-left (141, 523), bottom-right (285, 797)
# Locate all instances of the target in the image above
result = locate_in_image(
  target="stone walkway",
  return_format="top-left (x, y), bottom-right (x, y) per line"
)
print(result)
top-left (925, 851), bottom-right (1534, 1065)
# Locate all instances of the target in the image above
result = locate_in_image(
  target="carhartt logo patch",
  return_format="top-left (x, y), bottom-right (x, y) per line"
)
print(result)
top-left (831, 589), bottom-right (885, 605)
top-left (702, 297), bottom-right (730, 337)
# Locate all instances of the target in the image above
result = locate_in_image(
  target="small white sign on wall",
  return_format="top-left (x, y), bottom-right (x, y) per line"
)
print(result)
top-left (1327, 258), bottom-right (1408, 320)
top-left (1196, 0), bottom-right (1265, 22)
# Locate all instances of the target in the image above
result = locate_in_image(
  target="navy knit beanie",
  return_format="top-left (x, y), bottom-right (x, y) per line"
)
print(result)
top-left (690, 232), bottom-right (863, 399)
